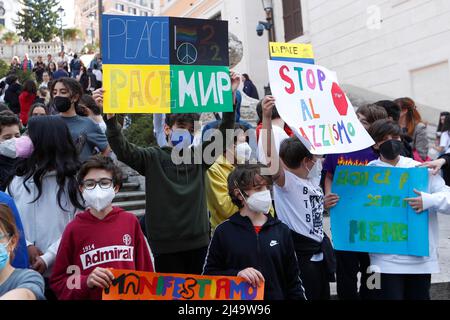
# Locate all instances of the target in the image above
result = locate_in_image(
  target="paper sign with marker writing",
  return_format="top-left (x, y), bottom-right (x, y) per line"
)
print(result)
top-left (330, 166), bottom-right (429, 256)
top-left (102, 14), bottom-right (232, 114)
top-left (102, 269), bottom-right (264, 300)
top-left (267, 60), bottom-right (374, 154)
top-left (270, 42), bottom-right (315, 64)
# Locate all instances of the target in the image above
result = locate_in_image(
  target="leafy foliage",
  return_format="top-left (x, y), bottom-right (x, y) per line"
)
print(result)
top-left (15, 0), bottom-right (60, 42)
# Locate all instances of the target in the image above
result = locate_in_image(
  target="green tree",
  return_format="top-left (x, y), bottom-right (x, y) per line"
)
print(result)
top-left (15, 0), bottom-right (60, 42)
top-left (123, 115), bottom-right (157, 148)
top-left (0, 59), bottom-right (9, 79)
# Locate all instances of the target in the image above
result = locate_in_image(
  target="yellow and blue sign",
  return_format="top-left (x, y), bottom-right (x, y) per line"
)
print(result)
top-left (331, 166), bottom-right (429, 257)
top-left (102, 15), bottom-right (232, 113)
top-left (269, 42), bottom-right (314, 64)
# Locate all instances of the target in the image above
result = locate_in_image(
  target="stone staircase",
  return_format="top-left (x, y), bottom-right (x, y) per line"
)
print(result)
top-left (113, 162), bottom-right (146, 218)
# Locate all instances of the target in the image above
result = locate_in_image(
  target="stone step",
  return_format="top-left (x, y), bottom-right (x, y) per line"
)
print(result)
top-left (113, 191), bottom-right (146, 202)
top-left (121, 182), bottom-right (141, 192)
top-left (112, 200), bottom-right (146, 211)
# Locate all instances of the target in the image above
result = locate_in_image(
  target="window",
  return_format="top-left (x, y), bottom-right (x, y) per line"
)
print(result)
top-left (115, 3), bottom-right (125, 11)
top-left (282, 0), bottom-right (303, 42)
top-left (128, 7), bottom-right (137, 15)
top-left (141, 11), bottom-right (148, 16)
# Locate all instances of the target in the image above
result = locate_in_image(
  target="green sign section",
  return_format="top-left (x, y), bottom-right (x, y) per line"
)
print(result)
top-left (170, 65), bottom-right (233, 114)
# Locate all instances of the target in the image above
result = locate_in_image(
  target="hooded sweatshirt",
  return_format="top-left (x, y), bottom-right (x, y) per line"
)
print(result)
top-left (105, 107), bottom-right (236, 255)
top-left (50, 207), bottom-right (154, 300)
top-left (368, 156), bottom-right (450, 274)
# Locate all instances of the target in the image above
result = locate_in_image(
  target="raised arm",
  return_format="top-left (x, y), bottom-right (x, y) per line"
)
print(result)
top-left (260, 96), bottom-right (285, 186)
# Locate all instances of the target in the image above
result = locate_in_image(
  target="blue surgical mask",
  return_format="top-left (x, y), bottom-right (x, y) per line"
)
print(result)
top-left (170, 128), bottom-right (194, 150)
top-left (0, 238), bottom-right (11, 271)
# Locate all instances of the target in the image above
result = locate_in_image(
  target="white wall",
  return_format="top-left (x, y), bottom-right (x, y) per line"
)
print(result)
top-left (269, 0), bottom-right (450, 123)
top-left (3, 0), bottom-right (22, 31)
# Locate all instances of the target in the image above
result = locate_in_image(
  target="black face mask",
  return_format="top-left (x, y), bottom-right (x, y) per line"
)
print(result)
top-left (53, 96), bottom-right (72, 113)
top-left (379, 139), bottom-right (403, 160)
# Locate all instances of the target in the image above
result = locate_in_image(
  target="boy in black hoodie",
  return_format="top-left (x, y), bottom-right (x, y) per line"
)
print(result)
top-left (203, 164), bottom-right (306, 300)
top-left (96, 72), bottom-right (239, 274)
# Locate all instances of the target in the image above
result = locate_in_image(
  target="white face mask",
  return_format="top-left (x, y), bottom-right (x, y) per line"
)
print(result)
top-left (235, 142), bottom-right (252, 164)
top-left (306, 158), bottom-right (322, 180)
top-left (82, 186), bottom-right (116, 212)
top-left (245, 190), bottom-right (272, 214)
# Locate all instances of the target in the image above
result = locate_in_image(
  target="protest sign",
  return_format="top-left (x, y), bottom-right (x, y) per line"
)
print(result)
top-left (270, 42), bottom-right (315, 64)
top-left (267, 60), bottom-right (374, 155)
top-left (330, 166), bottom-right (429, 256)
top-left (102, 15), bottom-right (232, 113)
top-left (102, 269), bottom-right (264, 300)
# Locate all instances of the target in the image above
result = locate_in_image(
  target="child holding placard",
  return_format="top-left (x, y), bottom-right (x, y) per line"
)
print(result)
top-left (259, 96), bottom-right (336, 300)
top-left (367, 119), bottom-right (450, 300)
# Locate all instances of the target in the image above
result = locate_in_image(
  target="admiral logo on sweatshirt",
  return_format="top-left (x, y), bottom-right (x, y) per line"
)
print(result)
top-left (80, 245), bottom-right (134, 270)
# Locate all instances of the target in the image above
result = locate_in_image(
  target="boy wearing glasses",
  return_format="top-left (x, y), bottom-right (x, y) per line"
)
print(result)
top-left (50, 155), bottom-right (154, 300)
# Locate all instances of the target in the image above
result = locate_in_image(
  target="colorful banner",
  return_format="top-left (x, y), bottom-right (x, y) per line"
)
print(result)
top-left (267, 60), bottom-right (374, 155)
top-left (330, 166), bottom-right (429, 256)
top-left (102, 270), bottom-right (265, 300)
top-left (270, 42), bottom-right (315, 64)
top-left (102, 15), bottom-right (232, 113)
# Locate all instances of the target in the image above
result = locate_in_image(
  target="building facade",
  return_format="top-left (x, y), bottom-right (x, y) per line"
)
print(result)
top-left (157, 0), bottom-right (450, 123)
top-left (272, 0), bottom-right (450, 122)
top-left (74, 0), bottom-right (159, 45)
top-left (0, 0), bottom-right (23, 31)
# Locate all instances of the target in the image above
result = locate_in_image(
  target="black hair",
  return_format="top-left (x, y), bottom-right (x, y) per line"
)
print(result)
top-left (5, 75), bottom-right (18, 86)
top-left (227, 164), bottom-right (272, 209)
top-left (9, 116), bottom-right (83, 211)
top-left (374, 100), bottom-right (401, 122)
top-left (164, 113), bottom-right (200, 128)
top-left (0, 110), bottom-right (20, 133)
top-left (78, 155), bottom-right (123, 189)
top-left (279, 136), bottom-right (313, 169)
top-left (28, 103), bottom-right (49, 118)
top-left (438, 112), bottom-right (450, 132)
top-left (242, 73), bottom-right (250, 81)
top-left (22, 80), bottom-right (37, 95)
top-left (368, 119), bottom-right (403, 143)
top-left (73, 54), bottom-right (78, 59)
top-left (442, 114), bottom-right (450, 133)
top-left (79, 94), bottom-right (101, 115)
top-left (49, 77), bottom-right (83, 104)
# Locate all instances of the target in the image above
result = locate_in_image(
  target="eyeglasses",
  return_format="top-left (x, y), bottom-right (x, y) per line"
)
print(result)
top-left (81, 178), bottom-right (113, 190)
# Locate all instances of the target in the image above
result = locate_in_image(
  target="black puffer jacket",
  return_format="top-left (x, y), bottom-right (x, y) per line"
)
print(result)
top-left (203, 212), bottom-right (306, 300)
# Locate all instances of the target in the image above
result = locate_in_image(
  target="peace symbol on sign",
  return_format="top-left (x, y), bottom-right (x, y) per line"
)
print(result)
top-left (177, 42), bottom-right (198, 65)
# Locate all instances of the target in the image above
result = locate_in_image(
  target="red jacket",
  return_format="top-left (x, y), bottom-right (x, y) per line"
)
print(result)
top-left (50, 207), bottom-right (154, 300)
top-left (19, 91), bottom-right (36, 125)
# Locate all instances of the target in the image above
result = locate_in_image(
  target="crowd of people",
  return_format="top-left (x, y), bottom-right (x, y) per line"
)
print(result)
top-left (0, 58), bottom-right (449, 301)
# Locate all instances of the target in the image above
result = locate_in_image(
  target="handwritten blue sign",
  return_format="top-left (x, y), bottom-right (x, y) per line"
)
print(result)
top-left (331, 165), bottom-right (429, 256)
top-left (102, 15), bottom-right (170, 65)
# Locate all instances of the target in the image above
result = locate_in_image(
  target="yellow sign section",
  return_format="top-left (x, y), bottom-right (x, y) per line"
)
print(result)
top-left (269, 42), bottom-right (314, 59)
top-left (103, 64), bottom-right (171, 113)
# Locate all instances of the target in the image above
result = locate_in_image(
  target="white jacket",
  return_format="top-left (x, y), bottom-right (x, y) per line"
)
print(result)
top-left (367, 156), bottom-right (450, 274)
top-left (7, 171), bottom-right (78, 276)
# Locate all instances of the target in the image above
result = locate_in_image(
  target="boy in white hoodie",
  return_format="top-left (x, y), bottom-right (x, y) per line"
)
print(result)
top-left (366, 119), bottom-right (450, 300)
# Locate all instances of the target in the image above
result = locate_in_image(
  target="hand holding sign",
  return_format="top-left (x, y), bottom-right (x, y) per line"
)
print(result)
top-left (87, 267), bottom-right (115, 289)
top-left (262, 96), bottom-right (276, 119)
top-left (404, 189), bottom-right (424, 213)
top-left (94, 89), bottom-right (115, 120)
top-left (324, 193), bottom-right (340, 209)
top-left (237, 267), bottom-right (265, 288)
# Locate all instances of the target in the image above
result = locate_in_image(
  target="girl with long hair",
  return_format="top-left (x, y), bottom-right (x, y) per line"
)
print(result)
top-left (6, 116), bottom-right (83, 297)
